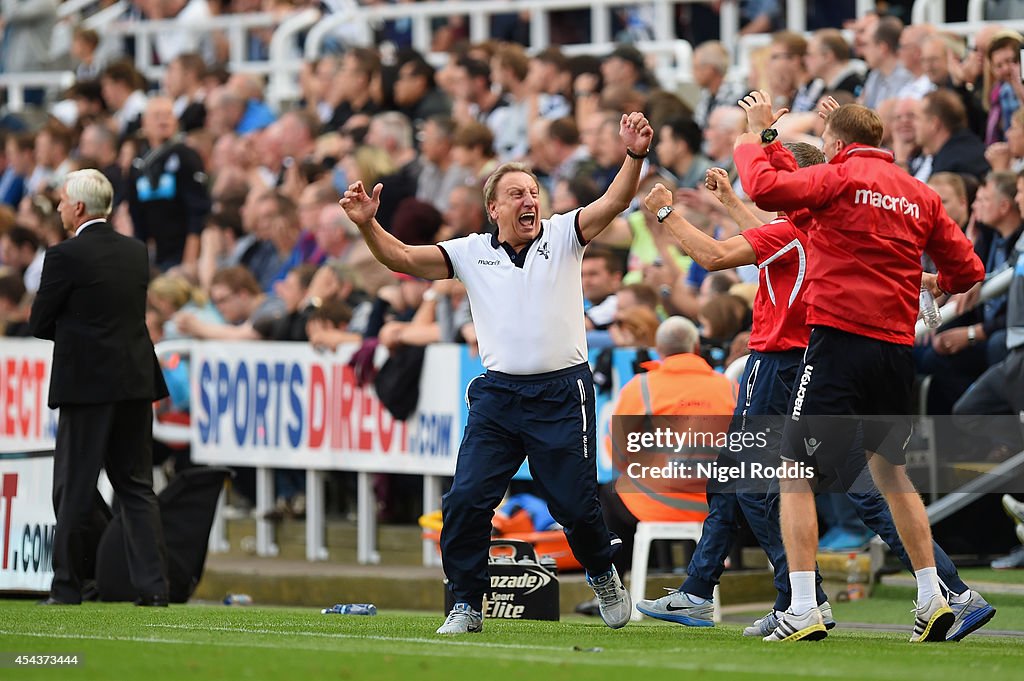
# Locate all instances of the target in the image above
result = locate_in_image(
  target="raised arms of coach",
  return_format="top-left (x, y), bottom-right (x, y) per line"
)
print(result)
top-left (577, 112), bottom-right (654, 243)
top-left (339, 181), bottom-right (451, 281)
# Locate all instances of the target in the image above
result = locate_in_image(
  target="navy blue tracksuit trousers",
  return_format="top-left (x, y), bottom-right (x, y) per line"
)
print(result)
top-left (440, 363), bottom-right (616, 611)
top-left (682, 350), bottom-right (968, 611)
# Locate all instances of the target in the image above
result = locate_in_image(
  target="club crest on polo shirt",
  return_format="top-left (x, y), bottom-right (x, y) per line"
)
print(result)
top-left (537, 241), bottom-right (550, 259)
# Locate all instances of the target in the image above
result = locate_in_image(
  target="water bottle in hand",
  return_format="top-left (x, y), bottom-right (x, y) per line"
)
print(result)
top-left (919, 287), bottom-right (942, 329)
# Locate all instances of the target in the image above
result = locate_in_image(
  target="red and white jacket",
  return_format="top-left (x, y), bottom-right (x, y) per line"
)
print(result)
top-left (735, 142), bottom-right (985, 345)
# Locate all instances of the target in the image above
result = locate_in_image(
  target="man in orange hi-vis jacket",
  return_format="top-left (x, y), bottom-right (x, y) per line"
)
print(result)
top-left (601, 316), bottom-right (736, 582)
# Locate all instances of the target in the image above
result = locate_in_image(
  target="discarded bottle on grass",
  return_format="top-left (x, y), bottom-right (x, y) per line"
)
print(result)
top-left (224, 593), bottom-right (253, 606)
top-left (845, 553), bottom-right (867, 601)
top-left (920, 287), bottom-right (942, 329)
top-left (322, 603), bottom-right (377, 615)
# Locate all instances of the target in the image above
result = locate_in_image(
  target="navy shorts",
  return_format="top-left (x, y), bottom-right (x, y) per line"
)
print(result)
top-left (781, 326), bottom-right (914, 490)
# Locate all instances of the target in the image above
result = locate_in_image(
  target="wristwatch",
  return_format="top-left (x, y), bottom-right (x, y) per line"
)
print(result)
top-left (760, 128), bottom-right (779, 144)
top-left (656, 205), bottom-right (674, 223)
top-left (967, 325), bottom-right (976, 346)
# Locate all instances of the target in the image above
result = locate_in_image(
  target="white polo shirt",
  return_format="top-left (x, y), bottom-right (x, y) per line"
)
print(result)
top-left (438, 209), bottom-right (588, 375)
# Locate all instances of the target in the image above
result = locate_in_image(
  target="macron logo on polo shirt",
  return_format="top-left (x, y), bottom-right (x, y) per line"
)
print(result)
top-left (477, 258), bottom-right (500, 265)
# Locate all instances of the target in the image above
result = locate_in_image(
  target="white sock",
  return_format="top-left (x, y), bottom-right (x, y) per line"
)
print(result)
top-left (685, 594), bottom-right (710, 605)
top-left (789, 571), bottom-right (817, 615)
top-left (915, 567), bottom-right (941, 603)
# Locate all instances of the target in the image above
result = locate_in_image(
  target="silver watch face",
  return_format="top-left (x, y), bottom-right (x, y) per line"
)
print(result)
top-left (657, 206), bottom-right (673, 221)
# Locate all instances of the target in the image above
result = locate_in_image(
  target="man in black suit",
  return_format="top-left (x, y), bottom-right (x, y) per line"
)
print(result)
top-left (30, 169), bottom-right (170, 606)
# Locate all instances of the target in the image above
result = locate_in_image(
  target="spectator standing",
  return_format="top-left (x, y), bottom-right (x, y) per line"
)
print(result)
top-left (126, 96), bottom-right (212, 272)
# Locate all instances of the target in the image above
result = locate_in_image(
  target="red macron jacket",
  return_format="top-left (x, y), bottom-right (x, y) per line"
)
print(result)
top-left (735, 142), bottom-right (985, 345)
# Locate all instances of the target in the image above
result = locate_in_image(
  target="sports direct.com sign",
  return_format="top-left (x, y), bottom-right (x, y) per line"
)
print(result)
top-left (0, 338), bottom-right (58, 454)
top-left (190, 341), bottom-right (462, 475)
top-left (0, 457), bottom-right (56, 592)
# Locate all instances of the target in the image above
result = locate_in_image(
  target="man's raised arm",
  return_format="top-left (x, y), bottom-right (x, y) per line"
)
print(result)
top-left (643, 181), bottom-right (755, 272)
top-left (340, 181), bottom-right (452, 280)
top-left (578, 111), bottom-right (654, 243)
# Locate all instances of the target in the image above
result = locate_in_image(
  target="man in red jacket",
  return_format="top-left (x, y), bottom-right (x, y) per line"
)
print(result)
top-left (734, 95), bottom-right (986, 643)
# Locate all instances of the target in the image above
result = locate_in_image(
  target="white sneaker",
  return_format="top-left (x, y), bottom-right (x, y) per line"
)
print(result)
top-left (820, 601), bottom-right (836, 629)
top-left (744, 610), bottom-right (779, 637)
top-left (745, 601), bottom-right (835, 637)
top-left (910, 594), bottom-right (953, 643)
top-left (637, 589), bottom-right (714, 627)
top-left (587, 566), bottom-right (631, 629)
top-left (946, 590), bottom-right (996, 642)
top-left (1002, 494), bottom-right (1024, 525)
top-left (436, 603), bottom-right (483, 635)
top-left (763, 606), bottom-right (828, 642)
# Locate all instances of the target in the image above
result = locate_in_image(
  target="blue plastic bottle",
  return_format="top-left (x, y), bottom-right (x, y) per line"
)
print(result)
top-left (321, 603), bottom-right (377, 615)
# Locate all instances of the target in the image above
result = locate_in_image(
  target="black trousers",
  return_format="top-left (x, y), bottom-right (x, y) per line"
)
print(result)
top-left (50, 400), bottom-right (167, 603)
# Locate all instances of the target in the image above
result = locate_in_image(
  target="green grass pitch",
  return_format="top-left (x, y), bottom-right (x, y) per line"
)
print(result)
top-left (0, 588), bottom-right (1021, 680)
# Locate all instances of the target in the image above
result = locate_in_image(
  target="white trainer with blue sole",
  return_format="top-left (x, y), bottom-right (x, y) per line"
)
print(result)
top-left (946, 590), bottom-right (996, 642)
top-left (636, 588), bottom-right (714, 627)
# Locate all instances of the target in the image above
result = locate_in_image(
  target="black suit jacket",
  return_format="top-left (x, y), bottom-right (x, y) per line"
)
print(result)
top-left (30, 221), bottom-right (169, 408)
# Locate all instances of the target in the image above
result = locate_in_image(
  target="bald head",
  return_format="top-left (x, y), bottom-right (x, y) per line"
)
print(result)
top-left (142, 95), bottom-right (178, 144)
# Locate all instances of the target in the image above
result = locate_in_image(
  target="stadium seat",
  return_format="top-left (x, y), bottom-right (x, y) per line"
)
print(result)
top-left (629, 521), bottom-right (718, 622)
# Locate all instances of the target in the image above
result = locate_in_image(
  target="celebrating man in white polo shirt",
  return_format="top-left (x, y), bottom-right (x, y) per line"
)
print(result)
top-left (340, 111), bottom-right (653, 635)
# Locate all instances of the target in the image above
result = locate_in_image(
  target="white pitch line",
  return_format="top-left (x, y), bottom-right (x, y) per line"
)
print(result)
top-left (148, 623), bottom-right (574, 652)
top-left (0, 627), bottom-right (845, 676)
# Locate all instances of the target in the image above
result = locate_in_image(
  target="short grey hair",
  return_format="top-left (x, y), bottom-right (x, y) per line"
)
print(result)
top-left (64, 169), bottom-right (113, 217)
top-left (483, 162), bottom-right (540, 210)
top-left (371, 111), bottom-right (414, 151)
top-left (655, 316), bottom-right (700, 357)
top-left (694, 41), bottom-right (730, 74)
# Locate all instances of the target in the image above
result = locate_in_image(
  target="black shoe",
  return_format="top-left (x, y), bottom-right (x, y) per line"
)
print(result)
top-left (38, 597), bottom-right (79, 606)
top-left (134, 594), bottom-right (169, 607)
top-left (574, 596), bottom-right (601, 617)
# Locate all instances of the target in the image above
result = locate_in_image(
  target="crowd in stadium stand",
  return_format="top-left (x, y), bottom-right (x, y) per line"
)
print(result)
top-left (2, 4), bottom-right (1023, 531)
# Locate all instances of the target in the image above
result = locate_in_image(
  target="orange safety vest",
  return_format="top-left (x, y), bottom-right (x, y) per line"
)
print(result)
top-left (611, 354), bottom-right (738, 522)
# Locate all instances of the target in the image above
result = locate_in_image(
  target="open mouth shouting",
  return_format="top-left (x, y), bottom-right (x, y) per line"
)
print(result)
top-left (518, 211), bottom-right (537, 229)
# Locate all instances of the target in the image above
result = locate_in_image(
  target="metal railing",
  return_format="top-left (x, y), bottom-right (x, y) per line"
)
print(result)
top-left (13, 0), bottom-right (895, 114)
top-left (911, 268), bottom-right (1019, 519)
top-left (0, 71), bottom-right (76, 112)
top-left (911, 0), bottom-right (988, 25)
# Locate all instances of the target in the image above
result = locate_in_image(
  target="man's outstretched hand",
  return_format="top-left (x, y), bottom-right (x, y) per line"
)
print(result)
top-left (817, 95), bottom-right (840, 120)
top-left (339, 181), bottom-right (382, 227)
